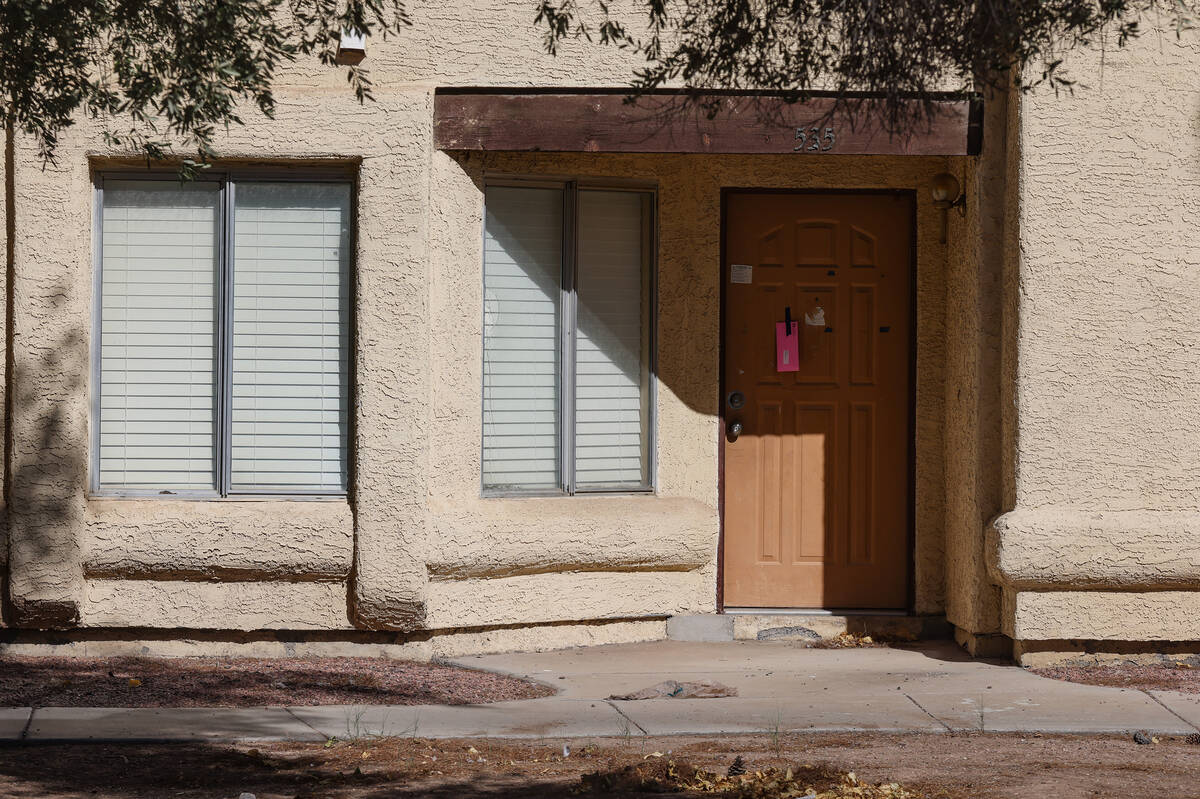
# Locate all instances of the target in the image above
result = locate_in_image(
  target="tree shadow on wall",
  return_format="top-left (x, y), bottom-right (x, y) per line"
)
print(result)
top-left (2, 311), bottom-right (88, 629)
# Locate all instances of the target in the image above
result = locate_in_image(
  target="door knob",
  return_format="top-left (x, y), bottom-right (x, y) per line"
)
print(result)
top-left (727, 421), bottom-right (743, 442)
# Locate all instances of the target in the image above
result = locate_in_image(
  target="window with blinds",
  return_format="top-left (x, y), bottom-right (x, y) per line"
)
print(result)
top-left (482, 186), bottom-right (563, 491)
top-left (575, 190), bottom-right (652, 489)
top-left (231, 183), bottom-right (350, 492)
top-left (95, 175), bottom-right (352, 497)
top-left (481, 182), bottom-right (653, 495)
top-left (98, 181), bottom-right (220, 491)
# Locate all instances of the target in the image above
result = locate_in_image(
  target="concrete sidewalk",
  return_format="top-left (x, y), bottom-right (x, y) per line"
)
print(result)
top-left (3, 641), bottom-right (1198, 742)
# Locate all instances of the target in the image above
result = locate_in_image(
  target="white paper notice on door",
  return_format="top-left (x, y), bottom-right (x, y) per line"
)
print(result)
top-left (730, 264), bottom-right (753, 284)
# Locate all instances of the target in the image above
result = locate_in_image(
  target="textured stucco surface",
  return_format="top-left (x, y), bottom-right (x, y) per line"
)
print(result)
top-left (10, 0), bottom-right (1200, 652)
top-left (5, 90), bottom-right (432, 630)
top-left (80, 580), bottom-right (350, 630)
top-left (83, 500), bottom-right (353, 581)
top-left (433, 149), bottom-right (953, 618)
top-left (940, 87), bottom-right (1016, 639)
top-left (0, 619), bottom-right (667, 659)
top-left (0, 135), bottom-right (8, 615)
top-left (425, 571), bottom-right (703, 628)
top-left (1004, 590), bottom-right (1200, 642)
top-left (425, 496), bottom-right (714, 580)
top-left (989, 509), bottom-right (1200, 590)
top-left (4, 87), bottom-right (959, 640)
top-left (1015, 34), bottom-right (1200, 515)
top-left (4, 0), bottom-right (649, 636)
top-left (984, 31), bottom-right (1200, 643)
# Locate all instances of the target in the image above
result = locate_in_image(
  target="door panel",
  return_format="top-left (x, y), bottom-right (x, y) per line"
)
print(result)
top-left (722, 193), bottom-right (912, 609)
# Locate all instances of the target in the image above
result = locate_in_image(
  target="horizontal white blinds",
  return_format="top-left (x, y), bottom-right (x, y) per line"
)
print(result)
top-left (482, 186), bottom-right (563, 491)
top-left (98, 180), bottom-right (219, 491)
top-left (231, 183), bottom-right (350, 492)
top-left (575, 191), bottom-right (651, 488)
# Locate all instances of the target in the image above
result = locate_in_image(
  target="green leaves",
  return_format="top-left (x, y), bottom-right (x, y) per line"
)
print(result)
top-left (534, 0), bottom-right (1199, 134)
top-left (0, 0), bottom-right (409, 166)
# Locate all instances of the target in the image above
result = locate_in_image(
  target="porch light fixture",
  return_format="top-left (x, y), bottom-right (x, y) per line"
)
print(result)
top-left (335, 30), bottom-right (366, 65)
top-left (931, 172), bottom-right (966, 244)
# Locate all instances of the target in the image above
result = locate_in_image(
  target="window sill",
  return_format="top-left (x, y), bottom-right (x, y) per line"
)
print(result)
top-left (480, 488), bottom-right (655, 500)
top-left (88, 493), bottom-right (348, 502)
top-left (83, 497), bottom-right (354, 582)
top-left (428, 494), bottom-right (715, 581)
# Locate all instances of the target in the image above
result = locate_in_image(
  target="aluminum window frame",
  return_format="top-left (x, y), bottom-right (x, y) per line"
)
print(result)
top-left (90, 167), bottom-right (357, 500)
top-left (480, 175), bottom-right (658, 498)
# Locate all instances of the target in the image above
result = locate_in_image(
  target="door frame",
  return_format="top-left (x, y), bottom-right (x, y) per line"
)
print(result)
top-left (716, 187), bottom-right (919, 613)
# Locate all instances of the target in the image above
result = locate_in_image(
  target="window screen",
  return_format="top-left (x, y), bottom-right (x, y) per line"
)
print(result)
top-left (481, 182), bottom-right (653, 494)
top-left (98, 181), bottom-right (220, 490)
top-left (481, 186), bottom-right (563, 491)
top-left (231, 183), bottom-right (351, 492)
top-left (95, 176), bottom-right (352, 496)
top-left (575, 190), bottom-right (652, 488)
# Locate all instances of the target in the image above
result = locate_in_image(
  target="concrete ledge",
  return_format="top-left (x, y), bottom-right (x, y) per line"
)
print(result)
top-left (83, 499), bottom-right (354, 582)
top-left (428, 496), bottom-right (715, 580)
top-left (730, 614), bottom-right (951, 642)
top-left (988, 509), bottom-right (1200, 590)
top-left (5, 597), bottom-right (80, 631)
top-left (80, 580), bottom-right (352, 630)
top-left (1004, 588), bottom-right (1200, 641)
top-left (667, 615), bottom-right (734, 642)
top-left (1013, 639), bottom-right (1200, 668)
top-left (7, 511), bottom-right (84, 631)
top-left (424, 570), bottom-right (707, 629)
top-left (0, 618), bottom-right (667, 659)
top-left (954, 627), bottom-right (1013, 659)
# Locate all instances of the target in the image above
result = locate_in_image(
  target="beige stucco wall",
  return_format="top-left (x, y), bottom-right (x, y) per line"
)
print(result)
top-left (0, 0), bottom-right (964, 646)
top-left (431, 150), bottom-right (955, 624)
top-left (985, 29), bottom-right (1200, 643)
top-left (10, 0), bottom-right (1199, 653)
top-left (0, 0), bottom-right (662, 636)
top-left (455, 152), bottom-right (960, 634)
top-left (2, 138), bottom-right (957, 637)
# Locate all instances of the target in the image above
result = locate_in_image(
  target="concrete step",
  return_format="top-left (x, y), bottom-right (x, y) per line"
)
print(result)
top-left (666, 613), bottom-right (951, 643)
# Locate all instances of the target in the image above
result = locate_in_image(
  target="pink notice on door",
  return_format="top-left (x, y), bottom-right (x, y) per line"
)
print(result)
top-left (776, 321), bottom-right (799, 372)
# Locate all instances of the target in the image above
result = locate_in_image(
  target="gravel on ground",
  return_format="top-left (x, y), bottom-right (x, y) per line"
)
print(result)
top-left (1032, 661), bottom-right (1200, 693)
top-left (1, 732), bottom-right (1199, 798)
top-left (0, 655), bottom-right (555, 707)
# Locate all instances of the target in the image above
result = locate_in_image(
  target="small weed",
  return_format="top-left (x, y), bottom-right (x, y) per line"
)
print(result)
top-left (344, 710), bottom-right (369, 741)
top-left (615, 712), bottom-right (633, 745)
top-left (766, 708), bottom-right (785, 758)
top-left (341, 709), bottom-right (407, 741)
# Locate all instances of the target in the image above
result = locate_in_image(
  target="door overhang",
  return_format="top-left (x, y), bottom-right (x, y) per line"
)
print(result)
top-left (434, 89), bottom-right (982, 157)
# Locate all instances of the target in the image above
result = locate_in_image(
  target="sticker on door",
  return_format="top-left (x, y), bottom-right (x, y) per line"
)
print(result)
top-left (730, 264), bottom-right (753, 284)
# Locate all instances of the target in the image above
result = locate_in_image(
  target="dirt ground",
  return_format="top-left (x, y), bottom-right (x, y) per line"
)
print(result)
top-left (0, 732), bottom-right (1197, 798)
top-left (1032, 662), bottom-right (1200, 693)
top-left (0, 656), bottom-right (553, 707)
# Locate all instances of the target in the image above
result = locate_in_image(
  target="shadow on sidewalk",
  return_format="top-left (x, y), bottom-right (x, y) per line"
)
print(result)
top-left (0, 742), bottom-right (580, 798)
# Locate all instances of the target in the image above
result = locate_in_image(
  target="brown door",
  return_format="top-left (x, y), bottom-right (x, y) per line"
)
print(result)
top-left (721, 192), bottom-right (912, 609)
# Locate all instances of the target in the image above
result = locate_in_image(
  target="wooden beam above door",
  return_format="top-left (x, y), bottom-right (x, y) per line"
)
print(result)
top-left (434, 89), bottom-right (982, 157)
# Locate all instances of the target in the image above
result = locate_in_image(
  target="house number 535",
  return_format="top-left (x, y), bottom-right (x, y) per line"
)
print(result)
top-left (794, 127), bottom-right (835, 152)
